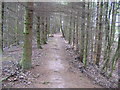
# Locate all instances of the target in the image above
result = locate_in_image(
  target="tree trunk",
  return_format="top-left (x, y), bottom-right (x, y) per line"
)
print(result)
top-left (45, 16), bottom-right (48, 42)
top-left (15, 4), bottom-right (19, 45)
top-left (1, 2), bottom-right (4, 52)
top-left (109, 33), bottom-right (120, 76)
top-left (37, 16), bottom-right (42, 49)
top-left (41, 16), bottom-right (47, 44)
top-left (94, 2), bottom-right (99, 65)
top-left (76, 15), bottom-right (79, 52)
top-left (73, 17), bottom-right (76, 49)
top-left (102, 2), bottom-right (118, 72)
top-left (95, 2), bottom-right (103, 66)
top-left (60, 15), bottom-right (65, 38)
top-left (84, 3), bottom-right (90, 67)
top-left (20, 2), bottom-right (33, 70)
top-left (68, 13), bottom-right (72, 44)
top-left (79, 2), bottom-right (85, 63)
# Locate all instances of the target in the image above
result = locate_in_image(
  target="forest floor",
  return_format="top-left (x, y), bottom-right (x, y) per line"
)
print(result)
top-left (2, 33), bottom-right (118, 88)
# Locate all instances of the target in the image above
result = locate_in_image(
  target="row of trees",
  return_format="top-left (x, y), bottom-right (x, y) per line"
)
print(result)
top-left (0, 2), bottom-right (120, 77)
top-left (61, 2), bottom-right (120, 76)
top-left (0, 2), bottom-right (56, 69)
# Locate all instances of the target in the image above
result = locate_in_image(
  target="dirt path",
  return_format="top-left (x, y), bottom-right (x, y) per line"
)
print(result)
top-left (25, 33), bottom-right (101, 88)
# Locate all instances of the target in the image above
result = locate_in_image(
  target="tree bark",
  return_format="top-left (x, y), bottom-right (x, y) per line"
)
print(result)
top-left (95, 2), bottom-right (103, 66)
top-left (68, 13), bottom-right (72, 44)
top-left (1, 2), bottom-right (4, 52)
top-left (110, 33), bottom-right (120, 76)
top-left (84, 3), bottom-right (90, 67)
top-left (60, 15), bottom-right (65, 38)
top-left (94, 2), bottom-right (99, 65)
top-left (20, 2), bottom-right (34, 70)
top-left (37, 16), bottom-right (42, 49)
top-left (73, 17), bottom-right (76, 49)
top-left (79, 2), bottom-right (85, 63)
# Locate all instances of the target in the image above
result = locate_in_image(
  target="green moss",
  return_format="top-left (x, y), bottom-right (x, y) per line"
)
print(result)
top-left (20, 57), bottom-right (32, 70)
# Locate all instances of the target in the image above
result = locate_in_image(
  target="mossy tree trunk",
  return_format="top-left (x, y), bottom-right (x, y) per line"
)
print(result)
top-left (68, 13), bottom-right (72, 44)
top-left (15, 4), bottom-right (19, 45)
top-left (15, 18), bottom-right (19, 45)
top-left (84, 3), bottom-right (90, 67)
top-left (90, 2), bottom-right (94, 62)
top-left (0, 2), bottom-right (4, 52)
top-left (45, 17), bottom-right (48, 42)
top-left (41, 16), bottom-right (47, 44)
top-left (64, 25), bottom-right (68, 40)
top-left (109, 31), bottom-right (120, 76)
top-left (73, 17), bottom-right (76, 49)
top-left (36, 16), bottom-right (42, 49)
top-left (60, 15), bottom-right (65, 38)
top-left (0, 3), bottom-right (1, 53)
top-left (95, 2), bottom-right (103, 66)
top-left (94, 2), bottom-right (99, 64)
top-left (20, 2), bottom-right (33, 70)
top-left (103, 2), bottom-right (110, 64)
top-left (79, 2), bottom-right (85, 63)
top-left (102, 2), bottom-right (112, 71)
top-left (102, 2), bottom-right (118, 72)
top-left (47, 16), bottom-right (50, 37)
top-left (76, 15), bottom-right (79, 52)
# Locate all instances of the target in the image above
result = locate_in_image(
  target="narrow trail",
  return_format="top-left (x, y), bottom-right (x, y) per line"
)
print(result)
top-left (28, 33), bottom-right (101, 88)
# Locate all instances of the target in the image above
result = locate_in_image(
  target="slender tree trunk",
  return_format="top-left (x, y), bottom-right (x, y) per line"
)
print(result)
top-left (95, 2), bottom-right (103, 66)
top-left (109, 33), bottom-right (120, 76)
top-left (15, 18), bottom-right (19, 45)
top-left (20, 2), bottom-right (33, 70)
top-left (37, 16), bottom-right (42, 49)
top-left (102, 2), bottom-right (117, 71)
top-left (79, 2), bottom-right (85, 63)
top-left (73, 17), bottom-right (76, 49)
top-left (90, 2), bottom-right (94, 62)
top-left (15, 4), bottom-right (19, 45)
top-left (64, 25), bottom-right (68, 40)
top-left (0, 3), bottom-right (1, 52)
top-left (60, 15), bottom-right (65, 38)
top-left (1, 2), bottom-right (4, 52)
top-left (103, 2), bottom-right (110, 63)
top-left (94, 2), bottom-right (99, 64)
top-left (68, 13), bottom-right (72, 44)
top-left (41, 16), bottom-right (47, 44)
top-left (47, 16), bottom-right (50, 37)
top-left (76, 15), bottom-right (79, 52)
top-left (84, 3), bottom-right (90, 67)
top-left (45, 16), bottom-right (48, 42)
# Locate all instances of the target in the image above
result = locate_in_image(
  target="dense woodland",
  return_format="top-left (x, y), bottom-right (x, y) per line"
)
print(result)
top-left (0, 1), bottom-right (120, 88)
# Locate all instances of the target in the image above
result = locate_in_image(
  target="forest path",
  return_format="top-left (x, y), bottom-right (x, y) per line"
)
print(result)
top-left (30, 33), bottom-right (101, 88)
